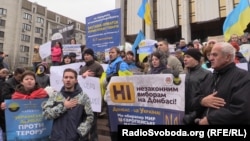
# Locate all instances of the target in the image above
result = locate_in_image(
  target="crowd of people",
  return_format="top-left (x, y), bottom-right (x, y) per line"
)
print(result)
top-left (0, 33), bottom-right (250, 141)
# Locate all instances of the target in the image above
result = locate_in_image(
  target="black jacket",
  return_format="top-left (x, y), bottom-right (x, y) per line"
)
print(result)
top-left (194, 63), bottom-right (250, 124)
top-left (185, 65), bottom-right (212, 114)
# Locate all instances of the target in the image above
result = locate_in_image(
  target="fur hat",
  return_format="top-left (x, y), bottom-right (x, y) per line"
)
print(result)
top-left (184, 49), bottom-right (202, 62)
top-left (83, 48), bottom-right (94, 57)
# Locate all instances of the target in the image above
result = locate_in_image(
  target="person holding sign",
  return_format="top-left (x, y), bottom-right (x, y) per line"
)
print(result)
top-left (42, 68), bottom-right (94, 141)
top-left (79, 48), bottom-right (104, 141)
top-left (0, 70), bottom-right (48, 140)
top-left (51, 41), bottom-right (62, 66)
top-left (0, 67), bottom-right (25, 140)
top-left (11, 70), bottom-right (48, 99)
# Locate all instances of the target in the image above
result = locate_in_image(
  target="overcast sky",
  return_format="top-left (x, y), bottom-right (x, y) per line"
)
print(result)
top-left (28, 0), bottom-right (116, 23)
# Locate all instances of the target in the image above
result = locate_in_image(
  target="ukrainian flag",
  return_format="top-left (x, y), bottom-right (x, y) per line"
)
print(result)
top-left (137, 0), bottom-right (152, 25)
top-left (223, 0), bottom-right (250, 42)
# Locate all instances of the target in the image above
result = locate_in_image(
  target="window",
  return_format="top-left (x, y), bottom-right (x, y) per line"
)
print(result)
top-left (68, 20), bottom-right (72, 24)
top-left (0, 31), bottom-right (4, 38)
top-left (56, 16), bottom-right (60, 23)
top-left (34, 38), bottom-right (42, 44)
top-left (77, 23), bottom-right (80, 30)
top-left (20, 45), bottom-right (29, 52)
top-left (35, 27), bottom-right (43, 33)
top-left (19, 57), bottom-right (29, 64)
top-left (0, 43), bottom-right (3, 51)
top-left (37, 17), bottom-right (44, 24)
top-left (0, 8), bottom-right (7, 15)
top-left (22, 23), bottom-right (31, 31)
top-left (0, 19), bottom-right (5, 26)
top-left (21, 34), bottom-right (30, 42)
top-left (23, 12), bottom-right (32, 20)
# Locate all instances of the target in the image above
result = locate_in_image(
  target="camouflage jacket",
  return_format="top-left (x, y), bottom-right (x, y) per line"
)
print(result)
top-left (42, 85), bottom-right (94, 141)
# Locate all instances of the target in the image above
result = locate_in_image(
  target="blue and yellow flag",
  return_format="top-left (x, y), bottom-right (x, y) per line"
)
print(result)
top-left (132, 30), bottom-right (145, 55)
top-left (223, 0), bottom-right (250, 41)
top-left (137, 0), bottom-right (152, 25)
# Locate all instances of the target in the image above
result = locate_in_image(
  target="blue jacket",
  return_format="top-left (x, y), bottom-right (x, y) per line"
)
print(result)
top-left (106, 56), bottom-right (129, 76)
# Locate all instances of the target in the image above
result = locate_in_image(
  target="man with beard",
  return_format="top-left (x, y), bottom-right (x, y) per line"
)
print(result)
top-left (42, 68), bottom-right (94, 141)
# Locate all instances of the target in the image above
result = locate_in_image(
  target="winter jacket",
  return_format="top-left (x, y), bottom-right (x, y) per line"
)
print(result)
top-left (12, 84), bottom-right (48, 99)
top-left (32, 51), bottom-right (42, 63)
top-left (51, 46), bottom-right (62, 62)
top-left (42, 84), bottom-right (94, 141)
top-left (79, 60), bottom-right (104, 78)
top-left (106, 56), bottom-right (129, 82)
top-left (194, 63), bottom-right (250, 124)
top-left (185, 65), bottom-right (212, 114)
top-left (35, 63), bottom-right (50, 88)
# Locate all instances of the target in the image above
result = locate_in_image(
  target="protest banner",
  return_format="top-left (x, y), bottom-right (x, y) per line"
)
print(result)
top-left (62, 44), bottom-right (82, 60)
top-left (50, 63), bottom-right (102, 112)
top-left (39, 41), bottom-right (51, 59)
top-left (5, 99), bottom-right (52, 141)
top-left (105, 74), bottom-right (185, 132)
top-left (86, 8), bottom-right (121, 52)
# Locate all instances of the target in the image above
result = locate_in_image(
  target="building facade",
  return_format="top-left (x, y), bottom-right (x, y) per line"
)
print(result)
top-left (0, 0), bottom-right (85, 70)
top-left (115, 0), bottom-right (249, 44)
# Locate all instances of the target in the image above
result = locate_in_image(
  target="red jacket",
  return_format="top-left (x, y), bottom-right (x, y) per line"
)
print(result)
top-left (12, 88), bottom-right (48, 99)
top-left (51, 46), bottom-right (62, 62)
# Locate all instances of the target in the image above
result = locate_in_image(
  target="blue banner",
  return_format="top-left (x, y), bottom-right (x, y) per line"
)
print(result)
top-left (5, 99), bottom-right (53, 141)
top-left (86, 8), bottom-right (121, 52)
top-left (137, 45), bottom-right (154, 54)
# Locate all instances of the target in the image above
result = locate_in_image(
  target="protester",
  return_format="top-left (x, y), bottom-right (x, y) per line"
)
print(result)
top-left (104, 47), bottom-right (131, 84)
top-left (174, 49), bottom-right (184, 69)
top-left (0, 52), bottom-right (8, 70)
top-left (148, 50), bottom-right (172, 74)
top-left (11, 71), bottom-right (48, 99)
top-left (79, 48), bottom-right (104, 141)
top-left (1, 67), bottom-right (25, 100)
top-left (156, 39), bottom-right (184, 73)
top-left (42, 68), bottom-right (94, 140)
top-left (175, 38), bottom-right (188, 53)
top-left (0, 68), bottom-right (9, 141)
top-left (230, 41), bottom-right (247, 63)
top-left (125, 51), bottom-right (143, 74)
top-left (120, 50), bottom-right (126, 60)
top-left (193, 42), bottom-right (250, 125)
top-left (70, 38), bottom-right (76, 44)
top-left (101, 47), bottom-right (131, 141)
top-left (201, 39), bottom-right (217, 70)
top-left (182, 49), bottom-right (212, 124)
top-left (60, 54), bottom-right (72, 65)
top-left (0, 67), bottom-right (25, 125)
top-left (35, 62), bottom-right (50, 88)
top-left (32, 45), bottom-right (42, 72)
top-left (51, 41), bottom-right (62, 66)
top-left (69, 52), bottom-right (77, 63)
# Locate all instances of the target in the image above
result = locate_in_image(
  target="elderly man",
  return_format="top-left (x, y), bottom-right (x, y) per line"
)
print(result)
top-left (195, 42), bottom-right (250, 125)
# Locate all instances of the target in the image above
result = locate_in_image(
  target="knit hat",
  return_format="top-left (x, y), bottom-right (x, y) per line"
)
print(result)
top-left (69, 52), bottom-right (77, 58)
top-left (184, 49), bottom-right (202, 62)
top-left (83, 48), bottom-right (94, 57)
